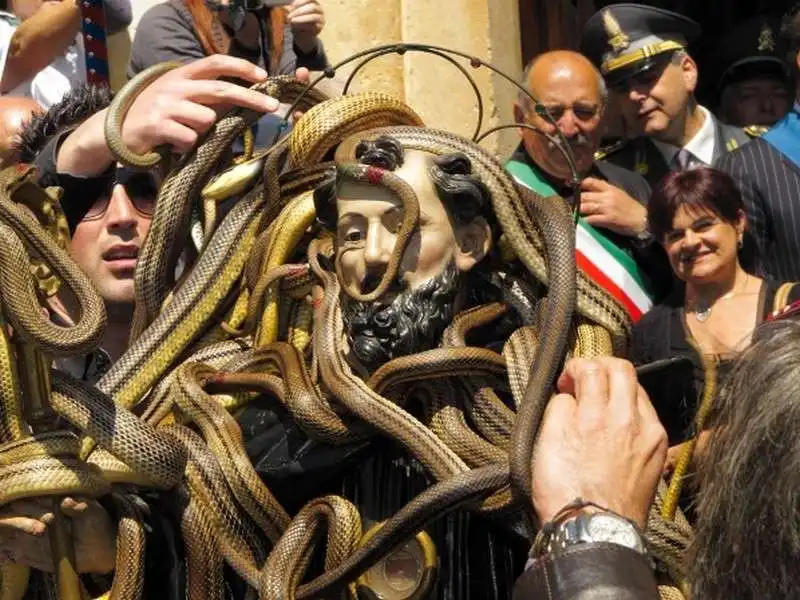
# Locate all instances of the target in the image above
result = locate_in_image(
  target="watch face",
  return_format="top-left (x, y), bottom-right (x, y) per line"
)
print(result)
top-left (586, 513), bottom-right (642, 550)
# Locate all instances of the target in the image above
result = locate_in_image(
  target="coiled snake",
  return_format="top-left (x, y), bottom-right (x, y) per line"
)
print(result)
top-left (0, 61), bottom-right (692, 600)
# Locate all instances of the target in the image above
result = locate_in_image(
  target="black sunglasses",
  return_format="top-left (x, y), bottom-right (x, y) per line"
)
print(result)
top-left (81, 166), bottom-right (160, 221)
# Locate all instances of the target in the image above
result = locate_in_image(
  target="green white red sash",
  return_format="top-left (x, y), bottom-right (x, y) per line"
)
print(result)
top-left (505, 159), bottom-right (654, 322)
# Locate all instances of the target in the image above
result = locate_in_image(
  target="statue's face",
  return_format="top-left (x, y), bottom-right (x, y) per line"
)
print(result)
top-left (334, 148), bottom-right (491, 372)
top-left (335, 151), bottom-right (462, 300)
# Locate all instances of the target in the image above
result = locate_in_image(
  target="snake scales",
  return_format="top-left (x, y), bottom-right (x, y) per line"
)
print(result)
top-left (0, 61), bottom-right (693, 600)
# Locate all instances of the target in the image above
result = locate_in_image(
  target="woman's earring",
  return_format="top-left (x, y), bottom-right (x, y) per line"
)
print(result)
top-left (738, 237), bottom-right (744, 249)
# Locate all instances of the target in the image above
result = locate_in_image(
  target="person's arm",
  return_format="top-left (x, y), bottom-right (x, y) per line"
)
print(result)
top-left (0, 0), bottom-right (80, 93)
top-left (514, 357), bottom-right (666, 599)
top-left (279, 0), bottom-right (328, 74)
top-left (127, 3), bottom-right (207, 79)
top-left (102, 0), bottom-right (133, 35)
top-left (513, 544), bottom-right (659, 599)
top-left (59, 55), bottom-right (280, 177)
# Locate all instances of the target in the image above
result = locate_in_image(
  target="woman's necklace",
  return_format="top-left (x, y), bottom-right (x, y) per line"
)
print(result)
top-left (693, 275), bottom-right (749, 323)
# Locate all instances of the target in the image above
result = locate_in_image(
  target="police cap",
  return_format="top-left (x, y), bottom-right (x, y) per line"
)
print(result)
top-left (714, 16), bottom-right (789, 93)
top-left (580, 3), bottom-right (701, 88)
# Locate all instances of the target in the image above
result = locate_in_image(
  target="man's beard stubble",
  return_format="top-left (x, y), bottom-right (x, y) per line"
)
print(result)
top-left (342, 261), bottom-right (462, 373)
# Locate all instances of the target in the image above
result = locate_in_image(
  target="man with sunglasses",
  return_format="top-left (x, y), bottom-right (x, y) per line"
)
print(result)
top-left (509, 50), bottom-right (673, 311)
top-left (580, 4), bottom-right (752, 188)
top-left (0, 54), bottom-right (287, 589)
top-left (23, 54), bottom-right (282, 382)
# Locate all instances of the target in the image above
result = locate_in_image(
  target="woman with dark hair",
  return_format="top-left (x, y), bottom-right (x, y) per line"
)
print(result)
top-left (630, 166), bottom-right (799, 468)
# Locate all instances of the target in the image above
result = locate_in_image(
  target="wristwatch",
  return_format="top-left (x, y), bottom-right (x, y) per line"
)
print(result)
top-left (548, 511), bottom-right (648, 558)
top-left (633, 217), bottom-right (655, 246)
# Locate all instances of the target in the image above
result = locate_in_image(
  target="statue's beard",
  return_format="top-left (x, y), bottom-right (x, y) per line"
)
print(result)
top-left (342, 261), bottom-right (462, 373)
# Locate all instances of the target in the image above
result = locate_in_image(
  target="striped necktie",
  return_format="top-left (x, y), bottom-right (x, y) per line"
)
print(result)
top-left (79, 0), bottom-right (110, 87)
top-left (675, 148), bottom-right (697, 170)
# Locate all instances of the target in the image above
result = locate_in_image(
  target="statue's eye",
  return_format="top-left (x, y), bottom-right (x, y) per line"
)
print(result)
top-left (345, 230), bottom-right (363, 243)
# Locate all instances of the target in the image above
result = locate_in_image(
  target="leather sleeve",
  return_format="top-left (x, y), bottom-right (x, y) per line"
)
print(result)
top-left (513, 543), bottom-right (659, 600)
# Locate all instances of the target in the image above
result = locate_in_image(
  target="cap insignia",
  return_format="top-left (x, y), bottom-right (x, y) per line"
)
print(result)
top-left (758, 23), bottom-right (775, 52)
top-left (603, 10), bottom-right (630, 53)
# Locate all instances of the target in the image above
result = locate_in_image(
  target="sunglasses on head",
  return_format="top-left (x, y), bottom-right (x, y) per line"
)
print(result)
top-left (81, 165), bottom-right (160, 221)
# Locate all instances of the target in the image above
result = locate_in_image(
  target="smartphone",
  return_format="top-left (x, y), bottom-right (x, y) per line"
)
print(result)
top-left (635, 356), bottom-right (694, 399)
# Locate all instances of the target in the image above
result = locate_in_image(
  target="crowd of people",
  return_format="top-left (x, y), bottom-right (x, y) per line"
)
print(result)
top-left (0, 1), bottom-right (796, 599)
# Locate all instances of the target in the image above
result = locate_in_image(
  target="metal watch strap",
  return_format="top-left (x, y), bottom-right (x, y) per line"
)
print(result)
top-left (548, 511), bottom-right (648, 558)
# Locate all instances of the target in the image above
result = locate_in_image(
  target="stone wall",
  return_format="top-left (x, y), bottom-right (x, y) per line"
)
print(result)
top-left (113, 0), bottom-right (522, 155)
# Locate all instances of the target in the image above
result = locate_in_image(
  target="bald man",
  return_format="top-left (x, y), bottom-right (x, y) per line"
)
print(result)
top-left (508, 50), bottom-right (672, 313)
top-left (0, 94), bottom-right (39, 164)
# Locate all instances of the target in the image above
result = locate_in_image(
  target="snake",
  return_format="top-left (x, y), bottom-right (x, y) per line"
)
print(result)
top-left (0, 58), bottom-right (694, 600)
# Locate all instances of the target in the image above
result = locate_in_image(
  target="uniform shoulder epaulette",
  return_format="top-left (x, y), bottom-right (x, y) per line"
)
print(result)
top-left (743, 125), bottom-right (769, 138)
top-left (594, 138), bottom-right (629, 161)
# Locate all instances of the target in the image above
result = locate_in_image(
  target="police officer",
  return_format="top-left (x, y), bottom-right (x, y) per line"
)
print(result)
top-left (581, 4), bottom-right (751, 186)
top-left (714, 15), bottom-right (791, 129)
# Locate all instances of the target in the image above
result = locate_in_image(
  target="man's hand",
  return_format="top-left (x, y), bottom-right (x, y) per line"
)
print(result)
top-left (286, 0), bottom-right (325, 54)
top-left (579, 177), bottom-right (648, 237)
top-left (57, 55), bottom-right (282, 176)
top-left (531, 358), bottom-right (667, 529)
top-left (0, 497), bottom-right (116, 574)
top-left (120, 55), bottom-right (280, 156)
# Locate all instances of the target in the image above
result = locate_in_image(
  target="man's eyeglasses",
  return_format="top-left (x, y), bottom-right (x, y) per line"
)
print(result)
top-left (533, 102), bottom-right (601, 123)
top-left (82, 166), bottom-right (160, 221)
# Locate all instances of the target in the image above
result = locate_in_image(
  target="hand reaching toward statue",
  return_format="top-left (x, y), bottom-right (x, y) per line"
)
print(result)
top-left (56, 55), bottom-right (282, 177)
top-left (531, 358), bottom-right (667, 529)
top-left (0, 497), bottom-right (116, 574)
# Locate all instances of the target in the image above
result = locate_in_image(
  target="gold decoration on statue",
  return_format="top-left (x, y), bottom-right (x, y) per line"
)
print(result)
top-left (357, 522), bottom-right (438, 600)
top-left (603, 9), bottom-right (630, 53)
top-left (758, 23), bottom-right (776, 52)
top-left (5, 168), bottom-right (71, 297)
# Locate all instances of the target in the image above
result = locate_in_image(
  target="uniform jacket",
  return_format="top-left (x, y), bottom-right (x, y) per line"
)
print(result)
top-left (716, 137), bottom-right (800, 282)
top-left (600, 113), bottom-right (752, 188)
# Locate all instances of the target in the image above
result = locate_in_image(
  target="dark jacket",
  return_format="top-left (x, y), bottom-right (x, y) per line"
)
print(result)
top-left (511, 145), bottom-right (673, 301)
top-left (513, 544), bottom-right (659, 600)
top-left (716, 137), bottom-right (800, 282)
top-left (629, 280), bottom-right (799, 444)
top-left (601, 114), bottom-right (751, 188)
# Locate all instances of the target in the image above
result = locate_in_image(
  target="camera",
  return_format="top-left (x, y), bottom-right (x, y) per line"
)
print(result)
top-left (205, 0), bottom-right (292, 10)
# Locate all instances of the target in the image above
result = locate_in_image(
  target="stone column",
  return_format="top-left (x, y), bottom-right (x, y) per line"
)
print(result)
top-left (321, 0), bottom-right (522, 156)
top-left (120, 0), bottom-right (523, 155)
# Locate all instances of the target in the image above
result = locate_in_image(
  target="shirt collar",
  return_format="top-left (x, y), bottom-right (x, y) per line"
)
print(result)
top-left (653, 105), bottom-right (716, 166)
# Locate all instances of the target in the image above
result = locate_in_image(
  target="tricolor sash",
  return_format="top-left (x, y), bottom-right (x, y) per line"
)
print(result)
top-left (506, 159), bottom-right (654, 322)
top-left (763, 109), bottom-right (800, 170)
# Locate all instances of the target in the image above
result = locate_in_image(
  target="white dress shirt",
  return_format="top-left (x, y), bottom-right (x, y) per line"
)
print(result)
top-left (0, 11), bottom-right (85, 109)
top-left (653, 105), bottom-right (717, 168)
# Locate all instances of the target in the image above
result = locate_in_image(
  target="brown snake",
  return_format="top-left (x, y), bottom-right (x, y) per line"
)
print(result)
top-left (0, 61), bottom-right (692, 599)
